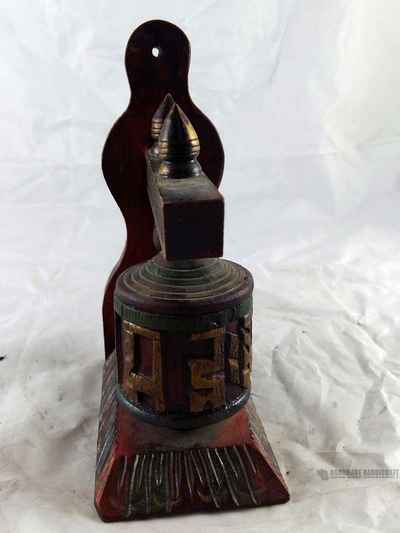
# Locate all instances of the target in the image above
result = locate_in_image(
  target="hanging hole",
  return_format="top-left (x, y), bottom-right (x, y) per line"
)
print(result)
top-left (152, 47), bottom-right (160, 58)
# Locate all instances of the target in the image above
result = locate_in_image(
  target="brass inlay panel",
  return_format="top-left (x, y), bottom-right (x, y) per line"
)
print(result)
top-left (122, 320), bottom-right (165, 413)
top-left (188, 327), bottom-right (225, 413)
top-left (241, 315), bottom-right (252, 389)
top-left (227, 314), bottom-right (252, 389)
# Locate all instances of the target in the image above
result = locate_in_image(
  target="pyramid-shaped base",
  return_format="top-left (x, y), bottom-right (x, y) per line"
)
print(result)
top-left (95, 353), bottom-right (289, 521)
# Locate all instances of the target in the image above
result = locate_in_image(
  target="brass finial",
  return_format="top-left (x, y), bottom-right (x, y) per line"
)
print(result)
top-left (157, 104), bottom-right (201, 178)
top-left (158, 104), bottom-right (200, 161)
top-left (151, 93), bottom-right (175, 141)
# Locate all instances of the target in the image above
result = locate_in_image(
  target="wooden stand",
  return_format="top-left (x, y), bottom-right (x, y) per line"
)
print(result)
top-left (95, 353), bottom-right (289, 521)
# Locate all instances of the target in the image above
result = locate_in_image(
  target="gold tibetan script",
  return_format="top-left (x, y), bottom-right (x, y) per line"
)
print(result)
top-left (122, 320), bottom-right (165, 412)
top-left (188, 327), bottom-right (225, 413)
top-left (227, 315), bottom-right (252, 388)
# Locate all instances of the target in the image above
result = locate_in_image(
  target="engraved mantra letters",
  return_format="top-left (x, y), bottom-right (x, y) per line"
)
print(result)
top-left (227, 315), bottom-right (252, 389)
top-left (121, 317), bottom-right (252, 413)
top-left (122, 321), bottom-right (165, 412)
top-left (189, 328), bottom-right (225, 413)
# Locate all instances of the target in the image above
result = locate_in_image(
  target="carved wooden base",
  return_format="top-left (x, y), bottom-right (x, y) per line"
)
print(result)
top-left (95, 352), bottom-right (289, 521)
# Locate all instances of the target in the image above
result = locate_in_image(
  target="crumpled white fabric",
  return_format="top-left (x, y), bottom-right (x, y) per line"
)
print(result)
top-left (1, 1), bottom-right (400, 532)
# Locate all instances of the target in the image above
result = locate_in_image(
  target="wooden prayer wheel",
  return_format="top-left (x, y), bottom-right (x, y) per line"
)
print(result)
top-left (95, 20), bottom-right (289, 522)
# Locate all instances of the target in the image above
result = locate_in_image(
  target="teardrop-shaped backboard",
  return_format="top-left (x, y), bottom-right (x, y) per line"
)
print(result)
top-left (102, 20), bottom-right (225, 357)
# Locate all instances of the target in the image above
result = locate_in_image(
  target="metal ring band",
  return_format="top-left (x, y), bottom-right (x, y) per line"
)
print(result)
top-left (114, 296), bottom-right (252, 333)
top-left (116, 385), bottom-right (250, 430)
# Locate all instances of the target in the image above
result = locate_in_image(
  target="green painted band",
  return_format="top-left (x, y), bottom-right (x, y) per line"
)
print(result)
top-left (114, 296), bottom-right (253, 332)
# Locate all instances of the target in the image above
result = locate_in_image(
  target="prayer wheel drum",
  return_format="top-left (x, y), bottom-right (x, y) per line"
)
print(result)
top-left (114, 254), bottom-right (253, 429)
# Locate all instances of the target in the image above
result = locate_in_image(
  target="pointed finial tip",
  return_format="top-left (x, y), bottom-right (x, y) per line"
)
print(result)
top-left (151, 93), bottom-right (175, 140)
top-left (157, 103), bottom-right (200, 161)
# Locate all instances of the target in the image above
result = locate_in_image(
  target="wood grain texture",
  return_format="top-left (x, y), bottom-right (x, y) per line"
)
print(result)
top-left (102, 20), bottom-right (224, 357)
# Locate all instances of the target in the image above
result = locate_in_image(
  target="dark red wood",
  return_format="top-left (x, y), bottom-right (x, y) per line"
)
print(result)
top-left (102, 20), bottom-right (225, 357)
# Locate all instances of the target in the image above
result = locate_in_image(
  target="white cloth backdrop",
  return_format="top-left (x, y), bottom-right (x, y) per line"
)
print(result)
top-left (1, 1), bottom-right (400, 531)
